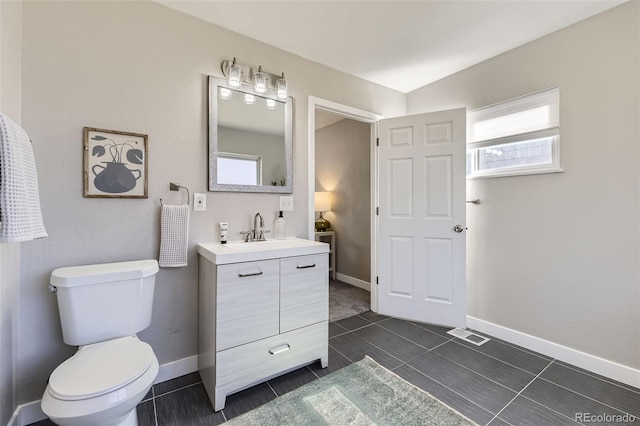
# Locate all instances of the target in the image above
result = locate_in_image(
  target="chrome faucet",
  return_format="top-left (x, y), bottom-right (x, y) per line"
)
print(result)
top-left (253, 212), bottom-right (264, 241)
top-left (240, 212), bottom-right (270, 242)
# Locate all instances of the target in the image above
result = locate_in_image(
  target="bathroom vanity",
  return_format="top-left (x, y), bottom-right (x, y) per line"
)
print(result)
top-left (197, 238), bottom-right (329, 411)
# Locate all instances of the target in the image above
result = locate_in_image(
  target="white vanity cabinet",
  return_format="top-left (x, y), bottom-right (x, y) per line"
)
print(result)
top-left (197, 239), bottom-right (329, 412)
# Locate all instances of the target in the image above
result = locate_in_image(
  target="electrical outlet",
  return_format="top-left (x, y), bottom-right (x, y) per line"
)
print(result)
top-left (194, 193), bottom-right (206, 211)
top-left (279, 196), bottom-right (294, 211)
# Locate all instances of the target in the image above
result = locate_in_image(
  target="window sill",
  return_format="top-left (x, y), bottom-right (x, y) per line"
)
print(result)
top-left (467, 167), bottom-right (564, 180)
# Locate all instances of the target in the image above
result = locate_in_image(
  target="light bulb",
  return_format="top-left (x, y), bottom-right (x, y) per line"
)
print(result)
top-left (244, 93), bottom-right (256, 105)
top-left (266, 99), bottom-right (277, 110)
top-left (228, 58), bottom-right (242, 88)
top-left (254, 66), bottom-right (267, 94)
top-left (218, 87), bottom-right (232, 99)
top-left (276, 72), bottom-right (288, 99)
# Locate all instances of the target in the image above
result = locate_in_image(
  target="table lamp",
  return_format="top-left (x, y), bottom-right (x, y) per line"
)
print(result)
top-left (314, 191), bottom-right (332, 231)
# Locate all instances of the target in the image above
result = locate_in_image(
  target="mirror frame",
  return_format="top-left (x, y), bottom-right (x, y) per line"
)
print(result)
top-left (208, 76), bottom-right (293, 193)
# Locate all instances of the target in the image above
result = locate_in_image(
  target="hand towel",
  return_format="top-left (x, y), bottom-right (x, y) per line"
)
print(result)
top-left (0, 113), bottom-right (47, 243)
top-left (159, 204), bottom-right (189, 267)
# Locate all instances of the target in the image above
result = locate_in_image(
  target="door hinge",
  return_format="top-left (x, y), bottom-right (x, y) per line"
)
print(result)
top-left (376, 276), bottom-right (379, 285)
top-left (376, 137), bottom-right (379, 147)
top-left (376, 207), bottom-right (379, 216)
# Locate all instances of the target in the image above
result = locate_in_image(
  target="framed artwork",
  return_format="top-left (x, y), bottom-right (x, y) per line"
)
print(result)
top-left (83, 127), bottom-right (148, 198)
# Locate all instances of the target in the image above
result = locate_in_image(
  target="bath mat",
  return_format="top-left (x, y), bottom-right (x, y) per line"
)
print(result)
top-left (224, 356), bottom-right (477, 425)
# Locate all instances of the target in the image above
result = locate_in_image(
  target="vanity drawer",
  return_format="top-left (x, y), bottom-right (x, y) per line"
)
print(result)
top-left (216, 321), bottom-right (327, 405)
top-left (280, 254), bottom-right (329, 333)
top-left (216, 259), bottom-right (280, 351)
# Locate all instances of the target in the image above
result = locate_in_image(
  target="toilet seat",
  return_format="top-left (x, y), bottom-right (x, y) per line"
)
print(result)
top-left (48, 336), bottom-right (154, 401)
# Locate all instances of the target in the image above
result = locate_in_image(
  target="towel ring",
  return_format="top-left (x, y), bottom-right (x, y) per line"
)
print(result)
top-left (160, 182), bottom-right (190, 206)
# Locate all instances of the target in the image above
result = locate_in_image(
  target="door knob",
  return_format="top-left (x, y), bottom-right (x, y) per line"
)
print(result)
top-left (453, 225), bottom-right (465, 233)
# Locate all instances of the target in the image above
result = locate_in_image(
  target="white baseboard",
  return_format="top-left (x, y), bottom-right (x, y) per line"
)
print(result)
top-left (154, 354), bottom-right (198, 384)
top-left (9, 355), bottom-right (199, 426)
top-left (336, 273), bottom-right (371, 292)
top-left (8, 400), bottom-right (44, 426)
top-left (467, 316), bottom-right (640, 389)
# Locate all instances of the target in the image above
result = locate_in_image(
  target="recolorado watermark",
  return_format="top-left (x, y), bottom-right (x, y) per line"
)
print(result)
top-left (575, 413), bottom-right (637, 423)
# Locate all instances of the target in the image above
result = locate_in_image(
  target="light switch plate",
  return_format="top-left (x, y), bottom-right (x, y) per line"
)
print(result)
top-left (279, 196), bottom-right (294, 211)
top-left (194, 193), bottom-right (206, 211)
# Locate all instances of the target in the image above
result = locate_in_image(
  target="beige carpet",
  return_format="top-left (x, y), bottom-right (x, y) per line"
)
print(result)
top-left (329, 279), bottom-right (370, 322)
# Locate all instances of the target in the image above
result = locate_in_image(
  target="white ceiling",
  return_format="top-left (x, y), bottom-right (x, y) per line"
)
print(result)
top-left (157, 0), bottom-right (624, 93)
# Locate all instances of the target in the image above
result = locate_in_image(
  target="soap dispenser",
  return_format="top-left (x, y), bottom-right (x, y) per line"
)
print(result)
top-left (275, 211), bottom-right (286, 239)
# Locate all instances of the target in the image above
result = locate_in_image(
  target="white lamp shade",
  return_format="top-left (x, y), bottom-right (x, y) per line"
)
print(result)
top-left (314, 192), bottom-right (332, 212)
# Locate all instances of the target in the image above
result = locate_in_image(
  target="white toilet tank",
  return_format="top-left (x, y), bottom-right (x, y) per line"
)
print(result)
top-left (50, 259), bottom-right (159, 346)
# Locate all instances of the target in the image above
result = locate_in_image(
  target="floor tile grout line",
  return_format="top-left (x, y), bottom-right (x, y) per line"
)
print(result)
top-left (484, 358), bottom-right (585, 426)
top-left (328, 342), bottom-right (357, 364)
top-left (466, 328), bottom-right (554, 363)
top-left (152, 396), bottom-right (159, 426)
top-left (266, 380), bottom-right (279, 398)
top-left (427, 337), bottom-right (456, 353)
top-left (401, 362), bottom-right (498, 420)
top-left (354, 320), bottom-right (457, 356)
top-left (152, 381), bottom-right (203, 399)
top-left (375, 321), bottom-right (454, 351)
top-left (445, 338), bottom-right (545, 378)
top-left (339, 328), bottom-right (418, 366)
top-left (422, 344), bottom-right (530, 395)
top-left (536, 367), bottom-right (640, 418)
top-left (549, 361), bottom-right (640, 396)
top-left (307, 364), bottom-right (321, 380)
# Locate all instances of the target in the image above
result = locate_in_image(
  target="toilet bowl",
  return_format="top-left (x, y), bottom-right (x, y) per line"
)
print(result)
top-left (41, 336), bottom-right (159, 426)
top-left (41, 260), bottom-right (160, 426)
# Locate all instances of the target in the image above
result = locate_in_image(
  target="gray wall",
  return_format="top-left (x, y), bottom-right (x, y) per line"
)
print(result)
top-left (408, 2), bottom-right (639, 369)
top-left (18, 0), bottom-right (405, 404)
top-left (315, 118), bottom-right (371, 282)
top-left (0, 0), bottom-right (23, 423)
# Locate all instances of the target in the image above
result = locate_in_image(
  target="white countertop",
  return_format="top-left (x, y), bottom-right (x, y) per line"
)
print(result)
top-left (197, 238), bottom-right (329, 265)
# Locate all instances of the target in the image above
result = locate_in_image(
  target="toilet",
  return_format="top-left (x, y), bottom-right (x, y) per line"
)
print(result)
top-left (41, 259), bottom-right (160, 426)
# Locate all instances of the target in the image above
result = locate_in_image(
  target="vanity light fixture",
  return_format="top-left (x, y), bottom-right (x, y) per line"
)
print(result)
top-left (254, 66), bottom-right (267, 94)
top-left (218, 87), bottom-right (232, 100)
top-left (243, 93), bottom-right (256, 105)
top-left (276, 73), bottom-right (288, 100)
top-left (265, 99), bottom-right (277, 110)
top-left (220, 58), bottom-right (288, 99)
top-left (227, 57), bottom-right (242, 88)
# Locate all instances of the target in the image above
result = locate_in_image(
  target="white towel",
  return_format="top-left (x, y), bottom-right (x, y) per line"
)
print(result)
top-left (159, 204), bottom-right (189, 267)
top-left (0, 113), bottom-right (47, 243)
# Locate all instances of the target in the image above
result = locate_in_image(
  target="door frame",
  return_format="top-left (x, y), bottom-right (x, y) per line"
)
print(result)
top-left (307, 96), bottom-right (383, 311)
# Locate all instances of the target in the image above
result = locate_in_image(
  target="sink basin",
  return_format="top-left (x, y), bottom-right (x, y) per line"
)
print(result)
top-left (197, 238), bottom-right (329, 264)
top-left (224, 239), bottom-right (308, 251)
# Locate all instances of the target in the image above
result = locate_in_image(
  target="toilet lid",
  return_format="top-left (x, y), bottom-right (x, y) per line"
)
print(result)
top-left (48, 336), bottom-right (155, 401)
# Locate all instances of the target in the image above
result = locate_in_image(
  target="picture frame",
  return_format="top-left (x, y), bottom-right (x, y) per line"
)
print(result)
top-left (83, 127), bottom-right (148, 198)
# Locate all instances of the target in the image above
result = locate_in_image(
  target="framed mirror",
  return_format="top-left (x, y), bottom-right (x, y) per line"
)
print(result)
top-left (208, 76), bottom-right (293, 193)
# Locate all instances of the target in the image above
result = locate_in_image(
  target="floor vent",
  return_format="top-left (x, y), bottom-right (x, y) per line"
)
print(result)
top-left (447, 328), bottom-right (490, 346)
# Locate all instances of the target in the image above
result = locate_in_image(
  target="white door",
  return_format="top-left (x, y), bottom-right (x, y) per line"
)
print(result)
top-left (377, 108), bottom-right (466, 328)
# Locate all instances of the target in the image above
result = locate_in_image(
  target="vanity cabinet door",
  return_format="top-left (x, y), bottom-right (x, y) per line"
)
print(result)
top-left (216, 259), bottom-right (280, 351)
top-left (280, 254), bottom-right (328, 333)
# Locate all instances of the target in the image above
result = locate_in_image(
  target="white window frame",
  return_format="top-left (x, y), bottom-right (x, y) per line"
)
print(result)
top-left (217, 152), bottom-right (262, 185)
top-left (467, 87), bottom-right (563, 179)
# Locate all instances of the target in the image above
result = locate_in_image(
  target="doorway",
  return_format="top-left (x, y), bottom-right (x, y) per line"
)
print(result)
top-left (308, 97), bottom-right (382, 320)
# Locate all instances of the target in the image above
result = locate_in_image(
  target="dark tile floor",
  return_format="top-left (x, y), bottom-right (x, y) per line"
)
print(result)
top-left (31, 312), bottom-right (640, 426)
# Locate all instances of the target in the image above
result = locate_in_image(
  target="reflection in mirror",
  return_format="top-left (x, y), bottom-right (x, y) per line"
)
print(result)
top-left (209, 76), bottom-right (293, 193)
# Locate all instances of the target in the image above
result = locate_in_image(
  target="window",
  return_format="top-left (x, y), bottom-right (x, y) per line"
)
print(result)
top-left (217, 153), bottom-right (261, 185)
top-left (466, 87), bottom-right (561, 178)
